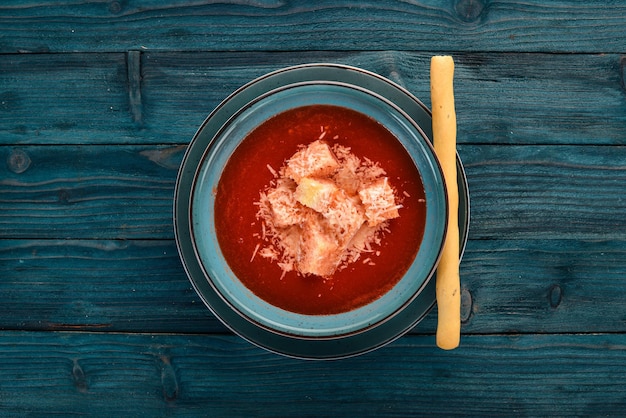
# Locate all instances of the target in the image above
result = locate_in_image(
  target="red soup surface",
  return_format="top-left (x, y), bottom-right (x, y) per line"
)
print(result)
top-left (214, 104), bottom-right (426, 315)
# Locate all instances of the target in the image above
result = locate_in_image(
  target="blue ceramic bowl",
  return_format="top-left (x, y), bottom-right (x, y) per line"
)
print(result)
top-left (174, 64), bottom-right (470, 359)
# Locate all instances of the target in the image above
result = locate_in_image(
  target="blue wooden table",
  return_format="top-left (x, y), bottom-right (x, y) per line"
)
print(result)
top-left (2, 1), bottom-right (626, 415)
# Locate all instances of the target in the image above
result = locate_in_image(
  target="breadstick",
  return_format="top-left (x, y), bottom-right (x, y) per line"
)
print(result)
top-left (431, 55), bottom-right (460, 350)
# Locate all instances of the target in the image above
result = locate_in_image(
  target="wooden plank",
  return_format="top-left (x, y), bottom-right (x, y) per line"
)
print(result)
top-left (118, 51), bottom-right (626, 146)
top-left (0, 331), bottom-right (624, 415)
top-left (462, 144), bottom-right (626, 240)
top-left (0, 239), bottom-right (221, 333)
top-left (2, 144), bottom-right (625, 240)
top-left (1, 1), bottom-right (626, 53)
top-left (0, 144), bottom-right (185, 239)
top-left (455, 53), bottom-right (626, 146)
top-left (453, 239), bottom-right (626, 334)
top-left (1, 237), bottom-right (625, 335)
top-left (2, 52), bottom-right (625, 146)
top-left (0, 53), bottom-right (143, 144)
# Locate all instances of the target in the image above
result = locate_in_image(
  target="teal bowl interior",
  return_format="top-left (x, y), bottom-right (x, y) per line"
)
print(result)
top-left (189, 81), bottom-right (448, 339)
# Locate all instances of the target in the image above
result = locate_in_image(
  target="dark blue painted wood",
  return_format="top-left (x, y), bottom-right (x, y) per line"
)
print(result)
top-left (2, 52), bottom-right (625, 146)
top-left (1, 1), bottom-right (626, 53)
top-left (462, 144), bottom-right (626, 240)
top-left (0, 145), bottom-right (185, 239)
top-left (0, 239), bottom-right (219, 333)
top-left (0, 332), bottom-right (625, 416)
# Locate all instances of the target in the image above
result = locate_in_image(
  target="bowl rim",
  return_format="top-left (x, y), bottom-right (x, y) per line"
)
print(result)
top-left (188, 79), bottom-right (449, 339)
top-left (173, 63), bottom-right (470, 359)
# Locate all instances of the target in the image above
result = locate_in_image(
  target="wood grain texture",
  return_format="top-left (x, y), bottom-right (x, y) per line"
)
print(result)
top-left (2, 144), bottom-right (625, 240)
top-left (2, 52), bottom-right (625, 146)
top-left (0, 145), bottom-right (185, 239)
top-left (0, 331), bottom-right (624, 416)
top-left (456, 239), bottom-right (626, 334)
top-left (2, 237), bottom-right (625, 335)
top-left (463, 144), bottom-right (626, 240)
top-left (1, 1), bottom-right (626, 53)
top-left (0, 239), bottom-right (219, 333)
top-left (0, 53), bottom-right (141, 144)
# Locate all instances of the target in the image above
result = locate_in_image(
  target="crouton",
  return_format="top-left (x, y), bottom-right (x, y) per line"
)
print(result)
top-left (255, 139), bottom-right (402, 278)
top-left (358, 177), bottom-right (401, 226)
top-left (295, 177), bottom-right (365, 245)
top-left (297, 214), bottom-right (343, 277)
top-left (266, 179), bottom-right (303, 228)
top-left (284, 140), bottom-right (339, 182)
top-left (324, 191), bottom-right (365, 245)
top-left (294, 177), bottom-right (338, 213)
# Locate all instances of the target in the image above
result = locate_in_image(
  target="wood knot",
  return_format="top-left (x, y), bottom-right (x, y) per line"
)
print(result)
top-left (460, 287), bottom-right (473, 323)
top-left (72, 360), bottom-right (88, 393)
top-left (58, 189), bottom-right (71, 204)
top-left (160, 356), bottom-right (179, 402)
top-left (548, 284), bottom-right (563, 308)
top-left (619, 56), bottom-right (626, 90)
top-left (387, 70), bottom-right (405, 88)
top-left (126, 50), bottom-right (143, 125)
top-left (7, 149), bottom-right (31, 174)
top-left (455, 0), bottom-right (487, 23)
top-left (108, 1), bottom-right (122, 14)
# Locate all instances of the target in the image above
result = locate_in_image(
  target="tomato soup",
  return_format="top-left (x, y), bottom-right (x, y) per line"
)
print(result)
top-left (214, 105), bottom-right (426, 315)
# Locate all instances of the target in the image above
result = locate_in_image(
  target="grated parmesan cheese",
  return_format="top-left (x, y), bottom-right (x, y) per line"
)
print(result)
top-left (254, 139), bottom-right (403, 277)
top-left (284, 140), bottom-right (339, 182)
top-left (358, 177), bottom-right (402, 226)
